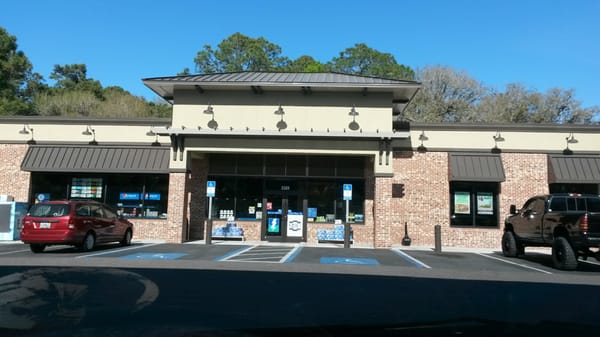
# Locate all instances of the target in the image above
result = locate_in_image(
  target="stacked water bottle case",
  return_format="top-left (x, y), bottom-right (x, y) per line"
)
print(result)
top-left (212, 219), bottom-right (244, 239)
top-left (317, 224), bottom-right (352, 242)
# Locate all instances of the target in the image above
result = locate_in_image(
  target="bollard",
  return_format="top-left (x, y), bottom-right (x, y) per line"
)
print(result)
top-left (434, 224), bottom-right (442, 253)
top-left (206, 219), bottom-right (213, 245)
top-left (344, 221), bottom-right (351, 248)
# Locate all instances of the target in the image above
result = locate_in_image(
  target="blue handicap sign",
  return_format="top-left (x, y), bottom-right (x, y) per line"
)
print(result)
top-left (343, 184), bottom-right (352, 201)
top-left (207, 181), bottom-right (216, 197)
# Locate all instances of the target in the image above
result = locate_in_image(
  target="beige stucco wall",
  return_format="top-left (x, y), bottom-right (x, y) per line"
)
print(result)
top-left (172, 89), bottom-right (393, 134)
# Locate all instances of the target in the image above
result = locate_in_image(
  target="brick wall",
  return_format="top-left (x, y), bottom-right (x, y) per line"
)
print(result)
top-left (0, 144), bottom-right (31, 202)
top-left (188, 158), bottom-right (208, 241)
top-left (378, 151), bottom-right (550, 249)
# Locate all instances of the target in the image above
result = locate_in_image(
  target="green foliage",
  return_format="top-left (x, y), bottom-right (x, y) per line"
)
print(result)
top-left (328, 43), bottom-right (415, 80)
top-left (194, 32), bottom-right (289, 73)
top-left (285, 56), bottom-right (329, 72)
top-left (0, 27), bottom-right (35, 114)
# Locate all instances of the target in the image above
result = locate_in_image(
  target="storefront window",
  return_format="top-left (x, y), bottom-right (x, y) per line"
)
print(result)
top-left (450, 182), bottom-right (499, 227)
top-left (30, 172), bottom-right (169, 219)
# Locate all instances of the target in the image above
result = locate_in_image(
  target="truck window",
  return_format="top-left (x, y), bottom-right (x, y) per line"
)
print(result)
top-left (586, 198), bottom-right (600, 212)
top-left (567, 197), bottom-right (576, 211)
top-left (576, 198), bottom-right (586, 211)
top-left (549, 197), bottom-right (566, 212)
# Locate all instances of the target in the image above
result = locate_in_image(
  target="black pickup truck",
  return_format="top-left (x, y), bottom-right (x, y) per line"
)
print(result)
top-left (502, 193), bottom-right (600, 270)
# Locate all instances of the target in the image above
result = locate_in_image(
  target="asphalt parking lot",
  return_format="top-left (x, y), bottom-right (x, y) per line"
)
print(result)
top-left (2, 240), bottom-right (600, 278)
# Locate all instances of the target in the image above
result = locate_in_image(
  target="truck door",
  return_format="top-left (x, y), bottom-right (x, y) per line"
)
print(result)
top-left (515, 197), bottom-right (545, 242)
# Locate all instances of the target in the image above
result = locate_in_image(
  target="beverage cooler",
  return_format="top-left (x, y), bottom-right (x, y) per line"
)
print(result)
top-left (0, 201), bottom-right (29, 240)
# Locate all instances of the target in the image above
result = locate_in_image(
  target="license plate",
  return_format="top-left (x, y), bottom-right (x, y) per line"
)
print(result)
top-left (39, 222), bottom-right (51, 229)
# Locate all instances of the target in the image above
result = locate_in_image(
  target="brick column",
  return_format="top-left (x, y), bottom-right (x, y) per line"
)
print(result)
top-left (188, 158), bottom-right (208, 241)
top-left (373, 176), bottom-right (393, 248)
top-left (166, 172), bottom-right (188, 243)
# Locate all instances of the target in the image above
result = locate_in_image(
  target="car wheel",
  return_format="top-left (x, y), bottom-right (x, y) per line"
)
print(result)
top-left (30, 244), bottom-right (46, 253)
top-left (120, 229), bottom-right (132, 246)
top-left (501, 231), bottom-right (519, 257)
top-left (552, 236), bottom-right (578, 270)
top-left (81, 232), bottom-right (96, 252)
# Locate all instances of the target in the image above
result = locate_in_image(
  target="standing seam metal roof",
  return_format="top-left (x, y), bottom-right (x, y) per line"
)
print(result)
top-left (21, 146), bottom-right (170, 173)
top-left (548, 155), bottom-right (600, 183)
top-left (142, 71), bottom-right (419, 85)
top-left (449, 153), bottom-right (506, 182)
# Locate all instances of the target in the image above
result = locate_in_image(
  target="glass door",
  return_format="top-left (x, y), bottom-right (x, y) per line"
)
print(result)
top-left (262, 180), bottom-right (306, 242)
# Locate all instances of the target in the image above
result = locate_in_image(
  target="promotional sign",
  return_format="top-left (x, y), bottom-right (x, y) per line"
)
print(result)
top-left (144, 193), bottom-right (161, 200)
top-left (206, 181), bottom-right (216, 197)
top-left (454, 192), bottom-right (471, 214)
top-left (267, 217), bottom-right (281, 233)
top-left (71, 178), bottom-right (102, 198)
top-left (477, 192), bottom-right (494, 215)
top-left (286, 212), bottom-right (304, 237)
top-left (343, 184), bottom-right (352, 201)
top-left (119, 192), bottom-right (140, 200)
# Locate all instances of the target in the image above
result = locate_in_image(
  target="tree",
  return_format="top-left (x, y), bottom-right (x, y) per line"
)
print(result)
top-left (49, 64), bottom-right (103, 98)
top-left (0, 27), bottom-right (34, 115)
top-left (404, 66), bottom-right (485, 122)
top-left (476, 83), bottom-right (533, 123)
top-left (328, 43), bottom-right (414, 80)
top-left (194, 32), bottom-right (289, 73)
top-left (285, 55), bottom-right (328, 72)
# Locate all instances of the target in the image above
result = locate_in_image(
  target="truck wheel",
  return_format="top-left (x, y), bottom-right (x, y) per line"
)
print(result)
top-left (552, 236), bottom-right (578, 270)
top-left (502, 231), bottom-right (519, 257)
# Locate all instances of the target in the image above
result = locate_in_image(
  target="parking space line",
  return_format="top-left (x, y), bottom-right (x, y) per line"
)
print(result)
top-left (581, 259), bottom-right (600, 266)
top-left (281, 245), bottom-right (303, 263)
top-left (229, 256), bottom-right (284, 262)
top-left (215, 245), bottom-right (257, 261)
top-left (0, 249), bottom-right (30, 255)
top-left (391, 248), bottom-right (431, 269)
top-left (476, 253), bottom-right (553, 274)
top-left (76, 243), bottom-right (162, 258)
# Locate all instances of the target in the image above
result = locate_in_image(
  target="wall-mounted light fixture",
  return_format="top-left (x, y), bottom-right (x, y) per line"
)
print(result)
top-left (348, 106), bottom-right (360, 131)
top-left (493, 131), bottom-right (505, 142)
top-left (204, 104), bottom-right (218, 130)
top-left (274, 104), bottom-right (287, 130)
top-left (18, 124), bottom-right (36, 144)
top-left (82, 125), bottom-right (97, 145)
top-left (564, 133), bottom-right (578, 154)
top-left (147, 127), bottom-right (160, 146)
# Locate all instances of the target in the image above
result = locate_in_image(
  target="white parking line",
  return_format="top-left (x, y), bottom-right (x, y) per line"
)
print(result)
top-left (391, 248), bottom-right (431, 269)
top-left (218, 245), bottom-right (258, 261)
top-left (76, 243), bottom-right (162, 258)
top-left (0, 249), bottom-right (30, 255)
top-left (280, 245), bottom-right (302, 263)
top-left (476, 253), bottom-right (553, 274)
top-left (581, 259), bottom-right (600, 266)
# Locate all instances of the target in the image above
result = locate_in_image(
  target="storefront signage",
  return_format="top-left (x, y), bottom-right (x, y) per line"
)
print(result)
top-left (454, 192), bottom-right (471, 214)
top-left (477, 192), bottom-right (494, 215)
top-left (287, 212), bottom-right (304, 237)
top-left (267, 218), bottom-right (280, 233)
top-left (35, 193), bottom-right (50, 202)
top-left (71, 178), bottom-right (103, 198)
top-left (144, 193), bottom-right (161, 200)
top-left (343, 184), bottom-right (352, 201)
top-left (120, 192), bottom-right (140, 200)
top-left (207, 181), bottom-right (216, 197)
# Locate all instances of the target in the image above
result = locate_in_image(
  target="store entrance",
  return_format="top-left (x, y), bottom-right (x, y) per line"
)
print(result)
top-left (262, 180), bottom-right (306, 242)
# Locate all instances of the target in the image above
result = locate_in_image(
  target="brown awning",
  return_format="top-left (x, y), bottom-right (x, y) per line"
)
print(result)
top-left (449, 153), bottom-right (505, 182)
top-left (21, 146), bottom-right (170, 173)
top-left (548, 155), bottom-right (600, 183)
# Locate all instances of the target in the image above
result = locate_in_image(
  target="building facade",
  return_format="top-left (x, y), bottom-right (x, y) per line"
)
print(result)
top-left (1, 72), bottom-right (599, 248)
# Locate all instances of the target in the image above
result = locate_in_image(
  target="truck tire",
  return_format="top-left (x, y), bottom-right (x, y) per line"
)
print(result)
top-left (552, 236), bottom-right (578, 270)
top-left (502, 231), bottom-right (519, 257)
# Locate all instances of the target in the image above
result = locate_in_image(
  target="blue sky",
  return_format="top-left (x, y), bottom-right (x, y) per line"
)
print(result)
top-left (2, 0), bottom-right (599, 107)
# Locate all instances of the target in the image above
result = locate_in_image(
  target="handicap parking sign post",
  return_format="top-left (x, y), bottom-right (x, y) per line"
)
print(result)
top-left (343, 184), bottom-right (352, 248)
top-left (206, 181), bottom-right (216, 245)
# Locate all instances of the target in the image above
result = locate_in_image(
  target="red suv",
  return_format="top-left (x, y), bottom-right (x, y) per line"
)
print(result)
top-left (20, 200), bottom-right (134, 253)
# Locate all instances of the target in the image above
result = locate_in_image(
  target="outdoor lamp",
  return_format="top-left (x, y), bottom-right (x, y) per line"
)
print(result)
top-left (348, 106), bottom-right (360, 131)
top-left (274, 104), bottom-right (287, 130)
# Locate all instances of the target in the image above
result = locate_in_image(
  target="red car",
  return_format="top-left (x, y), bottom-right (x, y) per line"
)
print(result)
top-left (20, 200), bottom-right (133, 253)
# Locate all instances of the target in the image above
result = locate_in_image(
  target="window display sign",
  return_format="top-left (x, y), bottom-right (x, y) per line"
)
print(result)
top-left (144, 193), bottom-right (161, 200)
top-left (120, 192), bottom-right (140, 200)
top-left (477, 192), bottom-right (494, 215)
top-left (454, 192), bottom-right (471, 214)
top-left (286, 212), bottom-right (303, 237)
top-left (267, 217), bottom-right (280, 233)
top-left (71, 178), bottom-right (102, 198)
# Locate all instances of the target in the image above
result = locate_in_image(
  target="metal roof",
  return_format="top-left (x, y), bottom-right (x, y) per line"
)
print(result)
top-left (548, 155), bottom-right (600, 183)
top-left (21, 146), bottom-right (170, 173)
top-left (449, 153), bottom-right (506, 182)
top-left (142, 71), bottom-right (421, 104)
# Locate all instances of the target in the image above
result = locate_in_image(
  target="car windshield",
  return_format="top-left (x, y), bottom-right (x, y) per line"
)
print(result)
top-left (28, 204), bottom-right (70, 217)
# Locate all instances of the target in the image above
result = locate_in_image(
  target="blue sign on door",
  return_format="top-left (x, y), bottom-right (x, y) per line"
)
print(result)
top-left (267, 218), bottom-right (280, 233)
